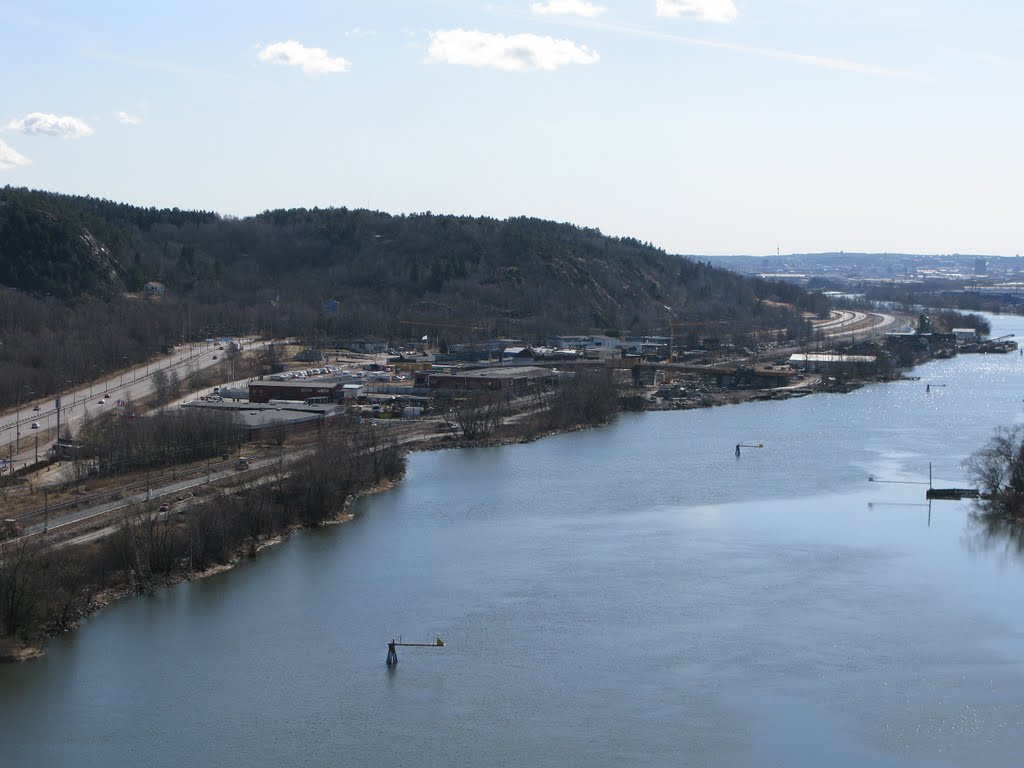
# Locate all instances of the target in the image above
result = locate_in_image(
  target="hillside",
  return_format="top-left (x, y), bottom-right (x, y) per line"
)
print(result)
top-left (0, 187), bottom-right (823, 336)
top-left (0, 191), bottom-right (137, 299)
top-left (0, 187), bottom-right (828, 409)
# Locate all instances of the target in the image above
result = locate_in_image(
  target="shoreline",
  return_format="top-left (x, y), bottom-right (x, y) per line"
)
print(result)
top-left (0, 365), bottom-right (931, 662)
top-left (1, 474), bottom-right (402, 663)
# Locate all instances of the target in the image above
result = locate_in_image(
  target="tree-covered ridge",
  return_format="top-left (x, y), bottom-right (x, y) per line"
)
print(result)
top-left (0, 186), bottom-right (828, 409)
top-left (0, 189), bottom-right (138, 299)
top-left (1, 187), bottom-right (820, 338)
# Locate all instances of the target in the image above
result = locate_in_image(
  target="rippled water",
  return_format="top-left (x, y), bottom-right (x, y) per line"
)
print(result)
top-left (2, 316), bottom-right (1024, 767)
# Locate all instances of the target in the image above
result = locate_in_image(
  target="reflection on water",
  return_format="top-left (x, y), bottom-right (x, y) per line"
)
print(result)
top-left (966, 508), bottom-right (1024, 555)
top-left (2, 313), bottom-right (1024, 768)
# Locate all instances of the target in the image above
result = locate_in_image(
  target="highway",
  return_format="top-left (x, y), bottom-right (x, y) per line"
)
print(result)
top-left (6, 416), bottom-right (438, 549)
top-left (16, 448), bottom-right (291, 543)
top-left (812, 310), bottom-right (906, 339)
top-left (0, 337), bottom-right (268, 474)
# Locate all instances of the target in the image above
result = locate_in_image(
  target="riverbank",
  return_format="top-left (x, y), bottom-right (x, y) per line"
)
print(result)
top-left (9, 313), bottom-right (1024, 768)
top-left (0, 348), bottom-right (958, 662)
top-left (0, 423), bottom-right (407, 662)
top-left (1, 471), bottom-right (404, 662)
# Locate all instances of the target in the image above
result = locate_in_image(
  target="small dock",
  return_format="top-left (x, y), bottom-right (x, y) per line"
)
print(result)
top-left (926, 488), bottom-right (980, 501)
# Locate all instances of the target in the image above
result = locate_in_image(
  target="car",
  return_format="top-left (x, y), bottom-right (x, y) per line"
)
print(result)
top-left (98, 398), bottom-right (106, 404)
top-left (212, 355), bottom-right (218, 360)
top-left (159, 502), bottom-right (170, 512)
top-left (32, 405), bottom-right (40, 411)
top-left (30, 422), bottom-right (39, 429)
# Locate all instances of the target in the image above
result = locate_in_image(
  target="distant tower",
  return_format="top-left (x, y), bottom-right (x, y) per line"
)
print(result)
top-left (974, 257), bottom-right (987, 276)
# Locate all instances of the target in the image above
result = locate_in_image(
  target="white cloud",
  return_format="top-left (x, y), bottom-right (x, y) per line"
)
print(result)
top-left (586, 19), bottom-right (924, 79)
top-left (345, 27), bottom-right (376, 38)
top-left (115, 111), bottom-right (142, 125)
top-left (531, 1), bottom-right (606, 18)
top-left (427, 29), bottom-right (599, 72)
top-left (5, 112), bottom-right (94, 139)
top-left (257, 40), bottom-right (351, 77)
top-left (0, 139), bottom-right (30, 170)
top-left (656, 0), bottom-right (739, 23)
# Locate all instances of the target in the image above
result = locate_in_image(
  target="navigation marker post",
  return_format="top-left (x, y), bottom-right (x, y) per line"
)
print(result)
top-left (386, 636), bottom-right (445, 666)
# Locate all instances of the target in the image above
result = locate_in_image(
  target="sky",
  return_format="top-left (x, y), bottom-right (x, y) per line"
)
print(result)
top-left (2, 0), bottom-right (1023, 256)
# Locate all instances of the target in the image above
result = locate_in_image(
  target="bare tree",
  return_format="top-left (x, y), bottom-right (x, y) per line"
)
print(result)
top-left (152, 369), bottom-right (170, 405)
top-left (443, 391), bottom-right (506, 440)
top-left (0, 538), bottom-right (45, 639)
top-left (966, 426), bottom-right (1024, 521)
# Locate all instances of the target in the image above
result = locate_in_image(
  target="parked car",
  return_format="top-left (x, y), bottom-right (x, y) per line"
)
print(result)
top-left (32, 404), bottom-right (40, 411)
top-left (30, 422), bottom-right (39, 429)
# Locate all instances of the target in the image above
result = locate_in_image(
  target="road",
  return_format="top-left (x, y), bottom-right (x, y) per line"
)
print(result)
top-left (15, 448), bottom-right (292, 542)
top-left (812, 310), bottom-right (906, 339)
top-left (9, 418), bottom-right (437, 547)
top-left (0, 337), bottom-right (269, 474)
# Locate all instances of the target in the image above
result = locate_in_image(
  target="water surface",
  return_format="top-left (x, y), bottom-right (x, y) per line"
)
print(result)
top-left (2, 316), bottom-right (1023, 767)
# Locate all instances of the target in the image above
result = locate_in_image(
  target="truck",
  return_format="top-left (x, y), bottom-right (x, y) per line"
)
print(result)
top-left (1, 519), bottom-right (23, 540)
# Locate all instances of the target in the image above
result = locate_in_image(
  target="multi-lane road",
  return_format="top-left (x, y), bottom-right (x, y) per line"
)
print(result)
top-left (812, 309), bottom-right (907, 339)
top-left (0, 338), bottom-right (267, 473)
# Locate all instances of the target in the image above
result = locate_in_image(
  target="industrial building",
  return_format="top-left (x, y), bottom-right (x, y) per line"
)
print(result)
top-left (248, 379), bottom-right (344, 404)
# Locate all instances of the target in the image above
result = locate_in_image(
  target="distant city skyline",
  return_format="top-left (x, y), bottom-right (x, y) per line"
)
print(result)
top-left (2, 1), bottom-right (1022, 256)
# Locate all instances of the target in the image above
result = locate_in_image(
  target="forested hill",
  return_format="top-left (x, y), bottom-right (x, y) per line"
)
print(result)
top-left (0, 186), bottom-right (825, 338)
top-left (0, 190), bottom-right (134, 299)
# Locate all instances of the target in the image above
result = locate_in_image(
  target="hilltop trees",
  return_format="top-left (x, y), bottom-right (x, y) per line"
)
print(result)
top-left (1, 186), bottom-right (824, 411)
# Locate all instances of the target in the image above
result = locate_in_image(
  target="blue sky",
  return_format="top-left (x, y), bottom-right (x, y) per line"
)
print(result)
top-left (2, 1), bottom-right (1022, 256)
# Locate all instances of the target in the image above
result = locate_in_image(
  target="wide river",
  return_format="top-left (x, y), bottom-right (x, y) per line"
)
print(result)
top-left (3, 316), bottom-right (1024, 767)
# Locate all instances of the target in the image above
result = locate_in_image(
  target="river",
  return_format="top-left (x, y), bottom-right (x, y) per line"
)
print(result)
top-left (2, 316), bottom-right (1024, 767)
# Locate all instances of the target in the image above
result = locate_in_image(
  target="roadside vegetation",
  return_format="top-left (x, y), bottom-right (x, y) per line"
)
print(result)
top-left (441, 369), bottom-right (620, 442)
top-left (0, 417), bottom-right (404, 656)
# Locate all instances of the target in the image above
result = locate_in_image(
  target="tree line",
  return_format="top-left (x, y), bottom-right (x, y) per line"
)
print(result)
top-left (442, 369), bottom-right (621, 442)
top-left (0, 417), bottom-right (404, 646)
top-left (2, 186), bottom-right (825, 378)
